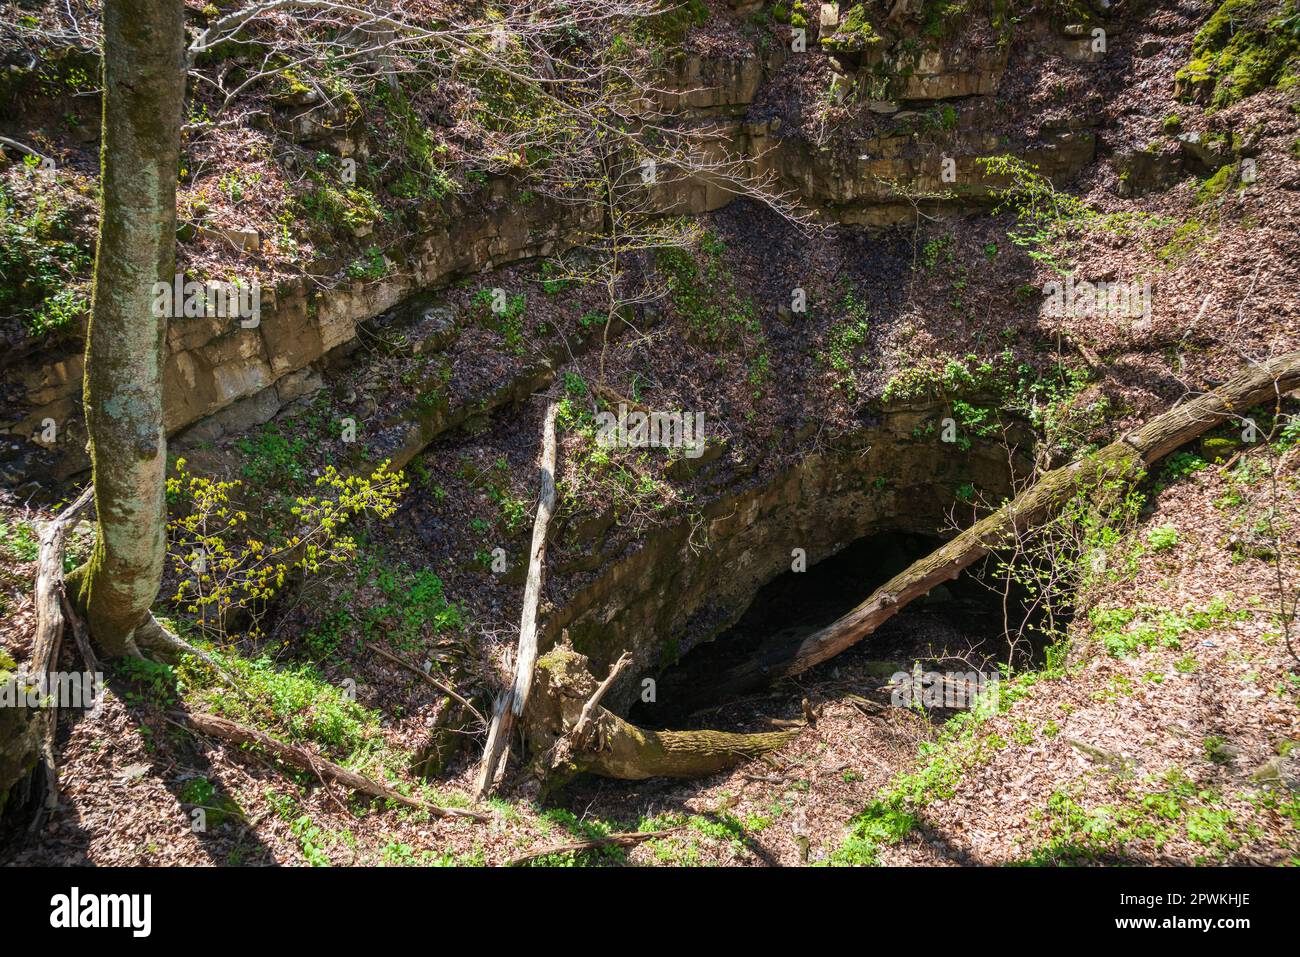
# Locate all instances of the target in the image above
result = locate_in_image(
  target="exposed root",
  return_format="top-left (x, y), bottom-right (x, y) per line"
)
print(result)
top-left (133, 615), bottom-right (240, 688)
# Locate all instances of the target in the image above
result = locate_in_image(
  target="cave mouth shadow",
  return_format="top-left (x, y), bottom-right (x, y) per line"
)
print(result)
top-left (630, 530), bottom-right (1055, 730)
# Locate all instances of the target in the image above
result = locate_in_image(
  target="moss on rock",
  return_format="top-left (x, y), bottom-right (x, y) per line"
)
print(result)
top-left (1175, 0), bottom-right (1300, 107)
top-left (822, 4), bottom-right (884, 52)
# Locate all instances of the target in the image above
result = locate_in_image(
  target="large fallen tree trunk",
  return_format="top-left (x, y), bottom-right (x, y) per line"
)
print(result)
top-left (525, 642), bottom-right (796, 786)
top-left (476, 400), bottom-right (559, 798)
top-left (704, 350), bottom-right (1300, 695)
top-left (569, 715), bottom-right (798, 780)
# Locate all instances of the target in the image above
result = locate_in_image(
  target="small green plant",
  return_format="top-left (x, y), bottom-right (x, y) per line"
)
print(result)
top-left (1089, 599), bottom-right (1245, 658)
top-left (0, 175), bottom-right (92, 337)
top-left (1204, 735), bottom-right (1234, 764)
top-left (179, 776), bottom-right (243, 827)
top-left (166, 458), bottom-right (407, 639)
top-left (1146, 524), bottom-right (1180, 552)
top-left (656, 233), bottom-right (760, 350)
top-left (1161, 451), bottom-right (1209, 483)
top-left (236, 426), bottom-right (308, 484)
top-left (471, 288), bottom-right (528, 353)
top-left (0, 520), bottom-right (40, 562)
top-left (346, 246), bottom-right (389, 281)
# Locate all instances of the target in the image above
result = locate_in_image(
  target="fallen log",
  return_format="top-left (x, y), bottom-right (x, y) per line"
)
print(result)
top-left (476, 399), bottom-right (560, 797)
top-left (175, 711), bottom-right (488, 822)
top-left (706, 349), bottom-right (1300, 694)
top-left (572, 714), bottom-right (799, 780)
top-left (526, 642), bottom-right (797, 784)
top-left (23, 486), bottom-right (93, 821)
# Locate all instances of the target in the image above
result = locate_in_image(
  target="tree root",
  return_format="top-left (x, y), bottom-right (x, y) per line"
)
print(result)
top-left (133, 614), bottom-right (240, 687)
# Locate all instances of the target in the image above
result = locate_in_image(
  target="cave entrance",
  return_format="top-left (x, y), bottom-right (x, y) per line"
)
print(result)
top-left (630, 531), bottom-right (1050, 729)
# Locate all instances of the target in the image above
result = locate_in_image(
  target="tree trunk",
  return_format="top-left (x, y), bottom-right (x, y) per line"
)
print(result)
top-left (571, 713), bottom-right (798, 780)
top-left (67, 0), bottom-right (186, 657)
top-left (704, 350), bottom-right (1300, 695)
top-left (476, 400), bottom-right (559, 797)
top-left (524, 641), bottom-right (797, 785)
top-left (176, 712), bottom-right (489, 821)
top-left (24, 487), bottom-right (94, 818)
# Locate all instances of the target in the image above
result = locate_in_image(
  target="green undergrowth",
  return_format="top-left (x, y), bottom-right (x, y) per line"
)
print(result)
top-left (656, 230), bottom-right (764, 357)
top-left (883, 350), bottom-right (1108, 458)
top-left (302, 549), bottom-right (466, 659)
top-left (1087, 598), bottom-right (1248, 658)
top-left (820, 285), bottom-right (873, 399)
top-left (0, 171), bottom-right (92, 337)
top-left (827, 671), bottom-right (1043, 865)
top-left (978, 154), bottom-right (1176, 272)
top-left (175, 643), bottom-right (394, 771)
top-left (0, 519), bottom-right (40, 564)
top-left (1019, 769), bottom-right (1260, 864)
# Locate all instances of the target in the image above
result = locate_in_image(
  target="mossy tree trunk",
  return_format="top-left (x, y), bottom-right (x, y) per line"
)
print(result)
top-left (68, 0), bottom-right (186, 657)
top-left (524, 642), bottom-right (797, 787)
top-left (570, 712), bottom-right (798, 780)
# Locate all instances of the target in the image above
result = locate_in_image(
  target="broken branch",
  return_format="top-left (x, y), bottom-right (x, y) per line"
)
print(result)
top-left (476, 399), bottom-right (560, 797)
top-left (174, 711), bottom-right (488, 822)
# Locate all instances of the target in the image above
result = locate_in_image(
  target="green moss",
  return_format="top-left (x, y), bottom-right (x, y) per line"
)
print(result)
top-left (367, 81), bottom-right (457, 201)
top-left (1200, 435), bottom-right (1241, 461)
top-left (277, 69), bottom-right (313, 98)
top-left (645, 0), bottom-right (709, 44)
top-left (300, 183), bottom-right (382, 232)
top-left (1159, 218), bottom-right (1213, 262)
top-left (821, 4), bottom-right (884, 52)
top-left (1175, 0), bottom-right (1300, 107)
top-left (1197, 162), bottom-right (1238, 202)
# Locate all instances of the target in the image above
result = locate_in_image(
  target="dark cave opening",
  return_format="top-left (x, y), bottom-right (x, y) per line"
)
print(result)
top-left (629, 531), bottom-right (1053, 729)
